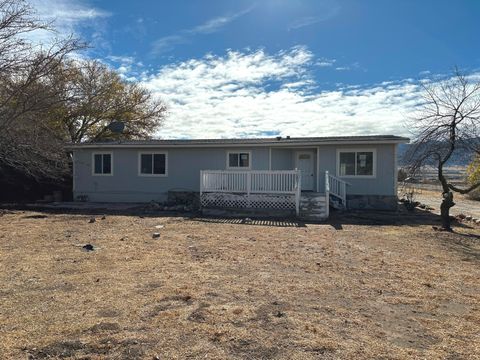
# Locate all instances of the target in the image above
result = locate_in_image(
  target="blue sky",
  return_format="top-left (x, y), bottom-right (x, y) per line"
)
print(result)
top-left (30, 0), bottom-right (480, 138)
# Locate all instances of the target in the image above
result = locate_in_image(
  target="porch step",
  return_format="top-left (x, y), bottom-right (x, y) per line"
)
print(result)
top-left (299, 193), bottom-right (328, 221)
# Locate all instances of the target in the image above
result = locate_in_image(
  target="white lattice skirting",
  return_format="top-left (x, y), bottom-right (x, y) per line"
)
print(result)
top-left (201, 192), bottom-right (296, 210)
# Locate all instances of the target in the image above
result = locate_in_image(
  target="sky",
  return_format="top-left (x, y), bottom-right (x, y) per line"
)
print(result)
top-left (29, 0), bottom-right (480, 139)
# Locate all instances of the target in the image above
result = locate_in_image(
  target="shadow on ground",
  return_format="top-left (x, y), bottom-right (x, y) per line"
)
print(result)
top-left (1, 202), bottom-right (474, 231)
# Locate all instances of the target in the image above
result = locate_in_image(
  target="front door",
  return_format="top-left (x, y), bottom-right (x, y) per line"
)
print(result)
top-left (296, 151), bottom-right (315, 191)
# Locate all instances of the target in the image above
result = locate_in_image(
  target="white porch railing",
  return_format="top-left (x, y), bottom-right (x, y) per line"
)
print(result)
top-left (326, 171), bottom-right (349, 208)
top-left (200, 170), bottom-right (302, 215)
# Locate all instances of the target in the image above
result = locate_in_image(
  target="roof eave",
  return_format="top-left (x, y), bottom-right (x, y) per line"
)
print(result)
top-left (66, 138), bottom-right (410, 150)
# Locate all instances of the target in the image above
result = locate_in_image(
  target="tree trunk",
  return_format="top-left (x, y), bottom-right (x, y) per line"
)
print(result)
top-left (440, 191), bottom-right (455, 231)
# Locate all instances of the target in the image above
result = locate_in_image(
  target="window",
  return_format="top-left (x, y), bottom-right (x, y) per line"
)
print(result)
top-left (92, 153), bottom-right (112, 175)
top-left (227, 151), bottom-right (251, 169)
top-left (139, 152), bottom-right (167, 176)
top-left (338, 150), bottom-right (375, 177)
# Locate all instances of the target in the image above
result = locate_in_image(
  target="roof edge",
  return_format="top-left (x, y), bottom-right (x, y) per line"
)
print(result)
top-left (66, 135), bottom-right (410, 150)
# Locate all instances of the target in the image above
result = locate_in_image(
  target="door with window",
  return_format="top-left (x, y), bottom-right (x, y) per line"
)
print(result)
top-left (296, 151), bottom-right (315, 191)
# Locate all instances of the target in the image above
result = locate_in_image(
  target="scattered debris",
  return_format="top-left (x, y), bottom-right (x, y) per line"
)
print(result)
top-left (120, 236), bottom-right (128, 241)
top-left (152, 233), bottom-right (160, 238)
top-left (155, 225), bottom-right (164, 229)
top-left (466, 215), bottom-right (473, 221)
top-left (101, 215), bottom-right (106, 220)
top-left (88, 218), bottom-right (96, 223)
top-left (82, 244), bottom-right (95, 251)
top-left (23, 214), bottom-right (48, 219)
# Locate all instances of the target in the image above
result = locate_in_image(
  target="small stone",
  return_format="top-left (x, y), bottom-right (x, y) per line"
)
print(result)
top-left (244, 217), bottom-right (253, 224)
top-left (101, 215), bottom-right (106, 220)
top-left (155, 225), bottom-right (164, 229)
top-left (475, 219), bottom-right (480, 224)
top-left (82, 244), bottom-right (94, 251)
top-left (458, 213), bottom-right (466, 219)
top-left (466, 215), bottom-right (473, 221)
top-left (88, 218), bottom-right (96, 223)
top-left (152, 232), bottom-right (160, 238)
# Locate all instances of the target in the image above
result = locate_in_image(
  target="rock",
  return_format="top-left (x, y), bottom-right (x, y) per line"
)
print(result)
top-left (82, 244), bottom-right (94, 251)
top-left (152, 232), bottom-right (160, 238)
top-left (88, 218), bottom-right (96, 223)
top-left (244, 217), bottom-right (253, 224)
top-left (155, 225), bottom-right (164, 229)
top-left (150, 201), bottom-right (161, 209)
top-left (458, 213), bottom-right (466, 219)
top-left (466, 215), bottom-right (473, 221)
top-left (101, 215), bottom-right (106, 220)
top-left (475, 219), bottom-right (480, 224)
top-left (419, 204), bottom-right (426, 209)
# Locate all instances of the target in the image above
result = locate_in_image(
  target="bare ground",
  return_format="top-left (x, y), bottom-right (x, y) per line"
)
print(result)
top-left (400, 184), bottom-right (480, 219)
top-left (1, 209), bottom-right (479, 359)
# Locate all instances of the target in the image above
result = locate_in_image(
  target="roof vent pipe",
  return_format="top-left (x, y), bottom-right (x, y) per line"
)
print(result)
top-left (276, 136), bottom-right (282, 141)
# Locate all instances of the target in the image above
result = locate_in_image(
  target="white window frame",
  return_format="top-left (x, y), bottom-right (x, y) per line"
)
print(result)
top-left (226, 150), bottom-right (252, 170)
top-left (336, 148), bottom-right (376, 178)
top-left (138, 151), bottom-right (168, 177)
top-left (92, 152), bottom-right (113, 176)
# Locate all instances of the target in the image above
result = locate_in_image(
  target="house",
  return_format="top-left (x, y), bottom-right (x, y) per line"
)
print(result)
top-left (68, 135), bottom-right (409, 220)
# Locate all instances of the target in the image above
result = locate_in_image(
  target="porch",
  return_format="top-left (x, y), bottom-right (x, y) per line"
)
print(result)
top-left (199, 170), bottom-right (348, 220)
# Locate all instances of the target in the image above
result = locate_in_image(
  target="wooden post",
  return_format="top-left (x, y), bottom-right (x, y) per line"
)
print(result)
top-left (246, 171), bottom-right (251, 208)
top-left (295, 170), bottom-right (301, 217)
top-left (325, 171), bottom-right (330, 218)
top-left (199, 170), bottom-right (203, 209)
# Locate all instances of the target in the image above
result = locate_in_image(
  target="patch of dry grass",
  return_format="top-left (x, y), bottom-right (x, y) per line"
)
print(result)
top-left (0, 210), bottom-right (479, 359)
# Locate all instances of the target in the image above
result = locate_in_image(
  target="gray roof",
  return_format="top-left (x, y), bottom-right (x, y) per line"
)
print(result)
top-left (67, 135), bottom-right (409, 148)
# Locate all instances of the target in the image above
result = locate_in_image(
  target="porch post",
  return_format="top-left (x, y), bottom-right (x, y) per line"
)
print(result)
top-left (325, 171), bottom-right (330, 218)
top-left (246, 171), bottom-right (251, 207)
top-left (316, 146), bottom-right (320, 192)
top-left (199, 170), bottom-right (203, 209)
top-left (295, 170), bottom-right (301, 217)
top-left (268, 147), bottom-right (272, 170)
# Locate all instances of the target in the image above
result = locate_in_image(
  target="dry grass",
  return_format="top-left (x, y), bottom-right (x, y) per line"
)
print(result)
top-left (1, 209), bottom-right (479, 359)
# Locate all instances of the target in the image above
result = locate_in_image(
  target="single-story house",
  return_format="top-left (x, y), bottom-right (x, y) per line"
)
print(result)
top-left (68, 135), bottom-right (409, 220)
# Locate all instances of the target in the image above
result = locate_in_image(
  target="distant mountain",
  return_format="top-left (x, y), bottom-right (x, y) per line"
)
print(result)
top-left (398, 143), bottom-right (474, 166)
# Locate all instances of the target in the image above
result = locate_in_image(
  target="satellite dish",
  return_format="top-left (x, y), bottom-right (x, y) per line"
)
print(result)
top-left (108, 121), bottom-right (125, 134)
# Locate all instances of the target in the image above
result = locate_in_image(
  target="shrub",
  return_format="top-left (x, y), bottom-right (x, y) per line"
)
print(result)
top-left (466, 156), bottom-right (480, 200)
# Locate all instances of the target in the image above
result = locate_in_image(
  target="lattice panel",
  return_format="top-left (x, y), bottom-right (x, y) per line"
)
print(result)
top-left (201, 192), bottom-right (296, 210)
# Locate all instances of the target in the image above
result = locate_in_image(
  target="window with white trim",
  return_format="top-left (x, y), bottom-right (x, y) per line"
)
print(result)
top-left (338, 150), bottom-right (375, 177)
top-left (227, 151), bottom-right (250, 169)
top-left (93, 153), bottom-right (112, 175)
top-left (139, 152), bottom-right (167, 176)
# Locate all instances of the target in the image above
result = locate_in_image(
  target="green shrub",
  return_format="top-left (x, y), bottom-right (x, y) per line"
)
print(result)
top-left (466, 156), bottom-right (480, 200)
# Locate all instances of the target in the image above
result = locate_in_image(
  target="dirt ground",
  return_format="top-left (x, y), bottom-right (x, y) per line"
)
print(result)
top-left (399, 183), bottom-right (480, 219)
top-left (1, 208), bottom-right (479, 359)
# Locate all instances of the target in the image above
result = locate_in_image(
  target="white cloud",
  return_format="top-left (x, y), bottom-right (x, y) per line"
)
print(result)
top-left (316, 58), bottom-right (336, 67)
top-left (288, 5), bottom-right (340, 31)
top-left (139, 47), bottom-right (424, 139)
top-left (151, 5), bottom-right (256, 54)
top-left (26, 0), bottom-right (110, 45)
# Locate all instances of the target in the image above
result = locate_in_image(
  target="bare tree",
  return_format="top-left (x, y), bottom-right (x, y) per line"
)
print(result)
top-left (0, 0), bottom-right (83, 179)
top-left (48, 59), bottom-right (167, 143)
top-left (406, 69), bottom-right (480, 230)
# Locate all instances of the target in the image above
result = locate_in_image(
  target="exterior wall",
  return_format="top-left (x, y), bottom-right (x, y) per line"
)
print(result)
top-left (73, 147), bottom-right (269, 202)
top-left (317, 144), bottom-right (397, 196)
top-left (73, 143), bottom-right (398, 204)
